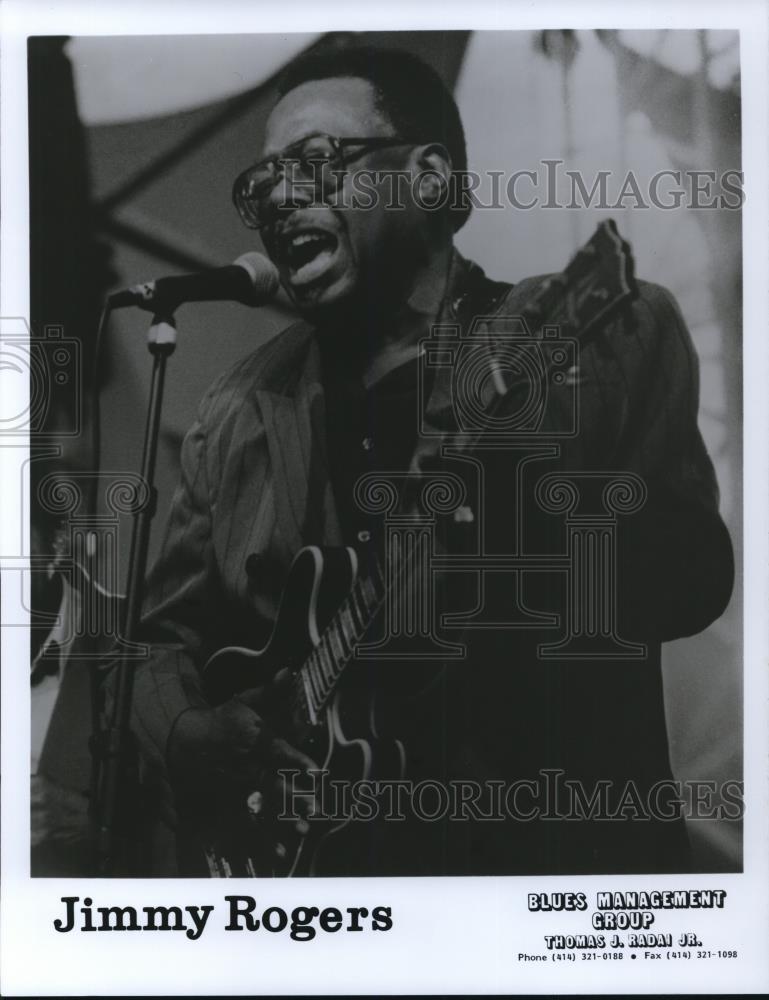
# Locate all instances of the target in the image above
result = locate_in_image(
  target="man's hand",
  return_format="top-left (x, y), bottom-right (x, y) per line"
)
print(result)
top-left (167, 683), bottom-right (318, 833)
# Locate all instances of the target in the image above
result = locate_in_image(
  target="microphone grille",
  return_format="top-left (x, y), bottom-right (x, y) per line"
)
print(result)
top-left (234, 251), bottom-right (280, 302)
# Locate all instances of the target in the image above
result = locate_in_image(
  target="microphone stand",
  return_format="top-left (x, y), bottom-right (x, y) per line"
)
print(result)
top-left (95, 312), bottom-right (177, 875)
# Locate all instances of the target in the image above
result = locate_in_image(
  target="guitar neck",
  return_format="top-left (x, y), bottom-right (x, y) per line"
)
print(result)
top-left (295, 555), bottom-right (387, 723)
top-left (537, 218), bottom-right (635, 334)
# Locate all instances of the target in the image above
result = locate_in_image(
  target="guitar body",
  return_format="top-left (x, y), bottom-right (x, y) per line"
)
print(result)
top-left (194, 546), bottom-right (406, 877)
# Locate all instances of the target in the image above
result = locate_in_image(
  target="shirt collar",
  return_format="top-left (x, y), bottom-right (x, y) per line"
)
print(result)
top-left (405, 246), bottom-right (474, 323)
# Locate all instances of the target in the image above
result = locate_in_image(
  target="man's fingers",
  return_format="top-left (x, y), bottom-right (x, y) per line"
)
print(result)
top-left (266, 735), bottom-right (318, 773)
top-left (232, 685), bottom-right (268, 711)
top-left (271, 773), bottom-right (317, 829)
top-left (272, 667), bottom-right (292, 691)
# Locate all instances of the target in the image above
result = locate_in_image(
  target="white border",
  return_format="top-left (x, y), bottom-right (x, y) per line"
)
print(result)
top-left (2, 1), bottom-right (768, 995)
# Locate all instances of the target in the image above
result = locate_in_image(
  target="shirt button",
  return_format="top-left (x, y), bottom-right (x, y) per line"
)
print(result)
top-left (362, 437), bottom-right (373, 451)
top-left (245, 553), bottom-right (262, 579)
top-left (357, 530), bottom-right (371, 543)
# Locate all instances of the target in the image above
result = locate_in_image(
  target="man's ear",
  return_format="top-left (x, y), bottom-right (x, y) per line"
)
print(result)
top-left (415, 142), bottom-right (453, 183)
top-left (411, 143), bottom-right (452, 210)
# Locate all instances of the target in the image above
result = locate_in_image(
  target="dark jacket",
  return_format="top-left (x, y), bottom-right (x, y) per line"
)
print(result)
top-left (131, 251), bottom-right (733, 873)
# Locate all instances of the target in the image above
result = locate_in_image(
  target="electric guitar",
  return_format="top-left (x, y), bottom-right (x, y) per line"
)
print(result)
top-left (186, 219), bottom-right (638, 877)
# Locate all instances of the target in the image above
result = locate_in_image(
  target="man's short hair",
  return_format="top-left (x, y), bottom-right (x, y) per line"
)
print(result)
top-left (277, 45), bottom-right (472, 231)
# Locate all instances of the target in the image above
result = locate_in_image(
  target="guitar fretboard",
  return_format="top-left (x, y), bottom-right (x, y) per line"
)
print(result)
top-left (294, 556), bottom-right (387, 724)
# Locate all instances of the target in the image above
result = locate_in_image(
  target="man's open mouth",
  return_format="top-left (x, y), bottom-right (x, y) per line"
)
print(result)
top-left (282, 229), bottom-right (339, 285)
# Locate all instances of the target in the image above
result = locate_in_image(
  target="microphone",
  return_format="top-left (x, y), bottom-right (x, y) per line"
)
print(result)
top-left (108, 252), bottom-right (280, 313)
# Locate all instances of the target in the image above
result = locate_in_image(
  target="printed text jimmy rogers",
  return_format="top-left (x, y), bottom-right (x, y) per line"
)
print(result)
top-left (53, 895), bottom-right (393, 941)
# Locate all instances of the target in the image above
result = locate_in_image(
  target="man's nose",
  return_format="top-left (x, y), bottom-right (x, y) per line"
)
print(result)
top-left (264, 164), bottom-right (317, 220)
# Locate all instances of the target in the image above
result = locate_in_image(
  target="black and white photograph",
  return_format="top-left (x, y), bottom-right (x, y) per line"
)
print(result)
top-left (2, 1), bottom-right (768, 995)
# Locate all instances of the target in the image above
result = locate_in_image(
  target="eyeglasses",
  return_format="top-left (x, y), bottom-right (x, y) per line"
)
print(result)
top-left (232, 132), bottom-right (415, 229)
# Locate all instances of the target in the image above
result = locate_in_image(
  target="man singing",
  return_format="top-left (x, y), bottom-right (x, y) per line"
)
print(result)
top-left (126, 46), bottom-right (733, 876)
